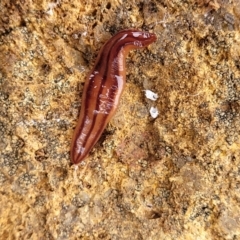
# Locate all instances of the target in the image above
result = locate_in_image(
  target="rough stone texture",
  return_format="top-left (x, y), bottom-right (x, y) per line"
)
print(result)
top-left (0, 0), bottom-right (240, 239)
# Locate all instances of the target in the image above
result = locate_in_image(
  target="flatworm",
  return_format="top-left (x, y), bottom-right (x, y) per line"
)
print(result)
top-left (71, 29), bottom-right (157, 164)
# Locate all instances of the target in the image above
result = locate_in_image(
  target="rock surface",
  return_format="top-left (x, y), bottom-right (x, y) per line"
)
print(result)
top-left (0, 0), bottom-right (240, 239)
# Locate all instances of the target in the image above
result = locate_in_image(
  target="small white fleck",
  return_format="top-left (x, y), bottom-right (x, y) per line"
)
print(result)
top-left (144, 90), bottom-right (158, 101)
top-left (46, 0), bottom-right (61, 15)
top-left (150, 107), bottom-right (159, 118)
top-left (46, 8), bottom-right (54, 16)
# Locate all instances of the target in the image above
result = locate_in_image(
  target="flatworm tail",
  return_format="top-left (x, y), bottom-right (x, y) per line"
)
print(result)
top-left (71, 29), bottom-right (157, 164)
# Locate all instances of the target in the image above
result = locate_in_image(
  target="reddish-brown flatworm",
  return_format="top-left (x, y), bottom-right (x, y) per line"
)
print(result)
top-left (71, 29), bottom-right (157, 164)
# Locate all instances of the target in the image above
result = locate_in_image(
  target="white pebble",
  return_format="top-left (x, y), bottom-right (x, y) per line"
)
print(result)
top-left (144, 90), bottom-right (158, 101)
top-left (150, 107), bottom-right (159, 118)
